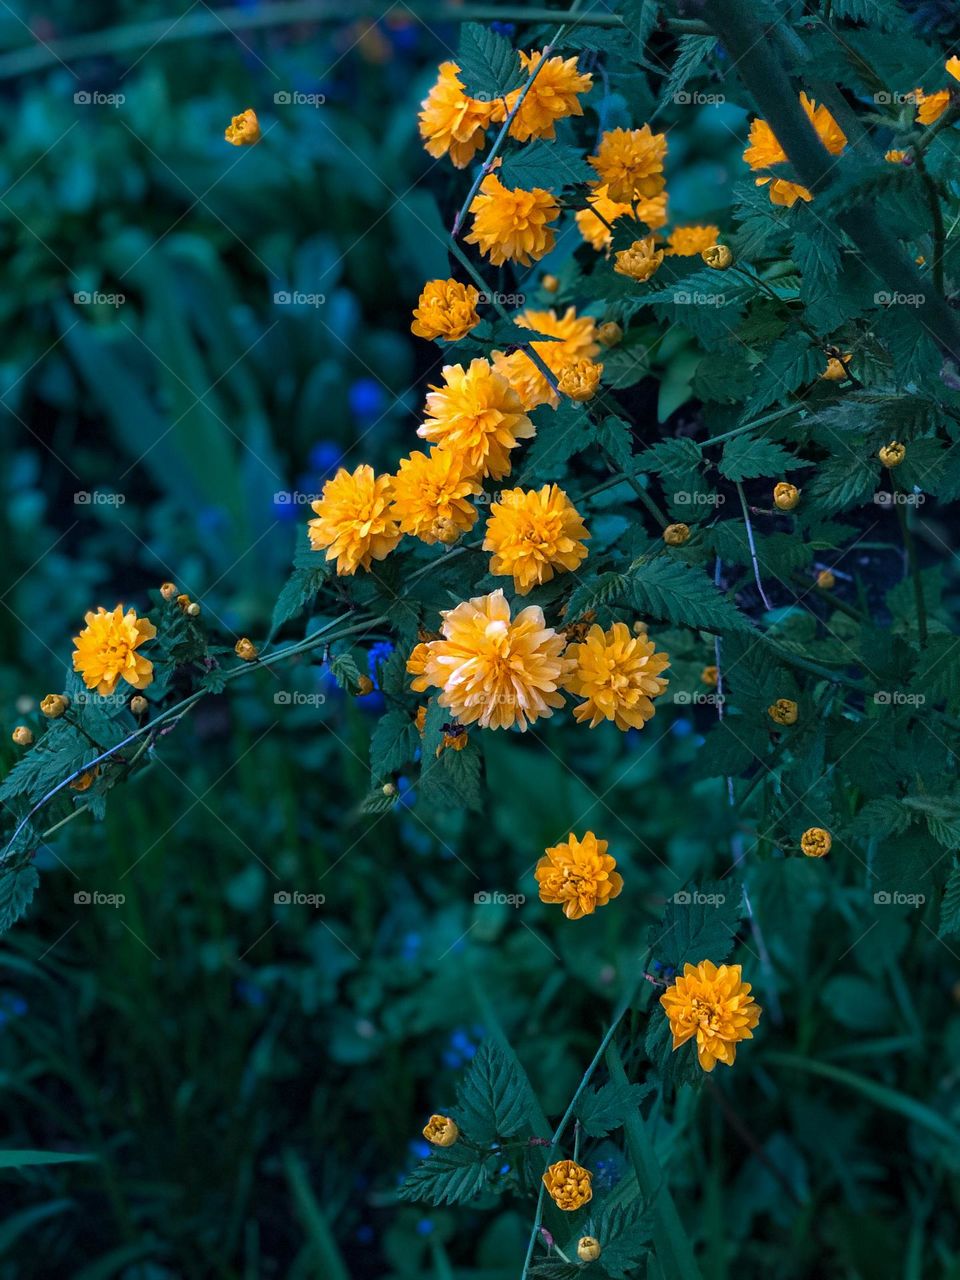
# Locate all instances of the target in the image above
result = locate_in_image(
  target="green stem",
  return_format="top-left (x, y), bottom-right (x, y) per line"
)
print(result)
top-left (912, 151), bottom-right (946, 298)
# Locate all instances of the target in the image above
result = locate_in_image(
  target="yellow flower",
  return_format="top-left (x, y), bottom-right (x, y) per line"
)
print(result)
top-left (821, 354), bottom-right (851, 381)
top-left (541, 273), bottom-right (560, 293)
top-left (744, 93), bottom-right (846, 206)
top-left (703, 244), bottom-right (734, 269)
top-left (801, 827), bottom-right (832, 857)
top-left (885, 149), bottom-right (908, 163)
top-left (418, 359), bottom-right (534, 481)
top-left (635, 190), bottom-right (669, 230)
top-left (70, 766), bottom-right (99, 791)
top-left (391, 449), bottom-right (480, 545)
top-left (408, 645), bottom-right (431, 693)
top-left (307, 465), bottom-right (402, 575)
top-left (11, 726), bottom-right (33, 747)
top-left (493, 306), bottom-right (601, 410)
top-left (492, 49), bottom-right (593, 142)
top-left (916, 87), bottom-right (951, 126)
top-left (773, 481), bottom-right (800, 511)
top-left (589, 125), bottom-right (667, 202)
top-left (663, 522), bottom-right (690, 546)
top-left (418, 62), bottom-right (493, 168)
top-left (225, 108), bottom-right (261, 146)
top-left (660, 961), bottom-right (761, 1072)
top-left (879, 441), bottom-right (905, 468)
top-left (701, 665), bottom-right (718, 687)
top-left (483, 484), bottom-right (589, 594)
top-left (235, 637), bottom-right (259, 662)
top-left (407, 588), bottom-right (569, 731)
top-left (667, 225), bottom-right (720, 256)
top-left (557, 358), bottom-right (603, 402)
top-left (614, 236), bottom-right (664, 283)
top-left (465, 173), bottom-right (560, 266)
top-left (422, 1115), bottom-right (459, 1147)
top-left (768, 698), bottom-right (798, 726)
top-left (411, 279), bottom-right (481, 342)
top-left (72, 605), bottom-right (157, 697)
top-left (564, 622), bottom-right (669, 731)
top-left (543, 1159), bottom-right (593, 1211)
top-left (535, 831), bottom-right (623, 919)
top-left (40, 694), bottom-right (69, 719)
top-left (817, 569), bottom-right (836, 590)
top-left (948, 56), bottom-right (960, 83)
top-left (578, 1238), bottom-right (602, 1263)
top-left (574, 183), bottom-right (636, 251)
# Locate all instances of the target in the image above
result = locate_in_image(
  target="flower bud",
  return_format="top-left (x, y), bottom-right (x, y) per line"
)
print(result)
top-left (879, 441), bottom-right (906, 468)
top-left (557, 358), bottom-right (602, 402)
top-left (224, 108), bottom-right (261, 146)
top-left (768, 698), bottom-right (798, 726)
top-left (541, 273), bottom-right (559, 293)
top-left (773, 482), bottom-right (800, 511)
top-left (40, 694), bottom-right (69, 719)
top-left (578, 1237), bottom-right (602, 1262)
top-left (11, 726), bottom-right (33, 747)
top-left (801, 827), bottom-right (831, 858)
top-left (632, 620), bottom-right (648, 635)
top-left (702, 243), bottom-right (734, 270)
top-left (422, 1114), bottom-right (459, 1147)
top-left (382, 782), bottom-right (397, 796)
top-left (130, 695), bottom-right (148, 716)
top-left (701, 665), bottom-right (718, 687)
top-left (816, 569), bottom-right (835, 590)
top-left (186, 602), bottom-right (201, 618)
top-left (597, 321), bottom-right (623, 348)
top-left (820, 355), bottom-right (850, 381)
top-left (663, 522), bottom-right (691, 547)
top-left (357, 675), bottom-right (375, 696)
top-left (235, 637), bottom-right (259, 662)
top-left (70, 766), bottom-right (99, 792)
top-left (176, 594), bottom-right (191, 611)
top-left (160, 582), bottom-right (177, 600)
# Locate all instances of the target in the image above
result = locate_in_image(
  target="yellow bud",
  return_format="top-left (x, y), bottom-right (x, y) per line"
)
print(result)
top-left (235, 637), bottom-right (259, 662)
top-left (176, 594), bottom-right (191, 611)
top-left (186, 602), bottom-right (201, 618)
top-left (130, 696), bottom-right (148, 716)
top-left (663, 522), bottom-right (691, 547)
top-left (541, 273), bottom-right (559, 293)
top-left (768, 698), bottom-right (798, 726)
top-left (702, 243), bottom-right (734, 270)
top-left (11, 726), bottom-right (33, 747)
top-left (773, 482), bottom-right (800, 511)
top-left (382, 782), bottom-right (397, 797)
top-left (357, 675), bottom-right (375, 696)
top-left (701, 665), bottom-right (718, 687)
top-left (816, 569), bottom-right (835, 590)
top-left (578, 1237), bottom-right (602, 1263)
top-left (422, 1114), bottom-right (459, 1147)
top-left (801, 827), bottom-right (831, 858)
top-left (879, 441), bottom-right (906, 468)
top-left (632, 620), bottom-right (648, 636)
top-left (597, 321), bottom-right (623, 348)
top-left (821, 355), bottom-right (850, 381)
top-left (224, 108), bottom-right (261, 146)
top-left (70, 766), bottom-right (99, 792)
top-left (160, 582), bottom-right (177, 600)
top-left (40, 694), bottom-right (69, 719)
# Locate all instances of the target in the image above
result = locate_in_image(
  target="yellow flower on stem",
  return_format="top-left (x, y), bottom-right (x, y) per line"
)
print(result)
top-left (614, 236), bottom-right (664, 283)
top-left (235, 638), bottom-right (259, 662)
top-left (483, 484), bottom-right (589, 595)
top-left (916, 87), bottom-right (951, 126)
top-left (494, 306), bottom-right (601, 410)
top-left (801, 827), bottom-right (831, 857)
top-left (225, 109), bottom-right (261, 146)
top-left (492, 49), bottom-right (593, 142)
top-left (768, 698), bottom-right (798, 726)
top-left (817, 569), bottom-right (836, 590)
top-left (465, 173), bottom-right (559, 266)
top-left (417, 359), bottom-right (534, 481)
top-left (543, 1159), bottom-right (593, 1210)
top-left (666, 225), bottom-right (720, 256)
top-left (557, 358), bottom-right (603, 402)
top-left (589, 125), bottom-right (667, 202)
top-left (773, 482), bottom-right (800, 511)
top-left (744, 92), bottom-right (846, 206)
top-left (701, 665), bottom-right (718, 687)
top-left (307, 465), bottom-right (402, 575)
top-left (73, 605), bottom-right (157, 697)
top-left (411, 279), bottom-right (481, 342)
top-left (879, 441), bottom-right (906, 468)
top-left (535, 831), bottom-right (623, 919)
top-left (564, 622), bottom-right (669, 731)
top-left (418, 62), bottom-right (493, 168)
top-left (407, 588), bottom-right (569, 731)
top-left (660, 960), bottom-right (762, 1072)
top-left (390, 449), bottom-right (480, 545)
top-left (422, 1114), bottom-right (459, 1147)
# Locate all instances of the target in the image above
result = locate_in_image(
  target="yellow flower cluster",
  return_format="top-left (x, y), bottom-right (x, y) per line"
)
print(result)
top-left (744, 92), bottom-right (847, 206)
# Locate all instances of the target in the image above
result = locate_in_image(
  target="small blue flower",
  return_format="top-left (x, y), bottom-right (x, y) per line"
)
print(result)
top-left (349, 378), bottom-right (387, 422)
top-left (410, 1139), bottom-right (432, 1160)
top-left (416, 1218), bottom-right (434, 1236)
top-left (368, 640), bottom-right (395, 681)
top-left (234, 979), bottom-right (266, 1008)
top-left (491, 20), bottom-right (516, 36)
top-left (308, 441), bottom-right (343, 477)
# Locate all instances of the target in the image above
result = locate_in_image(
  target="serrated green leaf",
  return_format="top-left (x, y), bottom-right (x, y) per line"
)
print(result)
top-left (650, 879), bottom-right (745, 971)
top-left (575, 1080), bottom-right (653, 1137)
top-left (627, 558), bottom-right (754, 634)
top-left (398, 1144), bottom-right (495, 1206)
top-left (0, 864), bottom-right (39, 935)
top-left (370, 710), bottom-right (418, 779)
top-left (939, 864), bottom-right (960, 939)
top-left (720, 434), bottom-right (803, 482)
top-left (499, 141), bottom-right (593, 191)
top-left (452, 1039), bottom-right (537, 1143)
top-left (455, 23), bottom-right (524, 100)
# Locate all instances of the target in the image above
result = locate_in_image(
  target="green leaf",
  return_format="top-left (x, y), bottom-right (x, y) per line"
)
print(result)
top-left (455, 23), bottom-right (523, 100)
top-left (575, 1080), bottom-right (653, 1137)
top-left (0, 864), bottom-right (39, 935)
top-left (499, 142), bottom-right (593, 191)
top-left (398, 1144), bottom-right (495, 1206)
top-left (0, 1149), bottom-right (93, 1170)
top-left (659, 35), bottom-right (717, 109)
top-left (453, 1039), bottom-right (537, 1143)
top-left (626, 558), bottom-right (754, 634)
top-left (328, 651), bottom-right (361, 693)
top-left (719, 434), bottom-right (803, 482)
top-left (649, 879), bottom-right (745, 971)
top-left (370, 710), bottom-right (418, 779)
top-left (939, 864), bottom-right (960, 939)
top-left (806, 453), bottom-right (880, 514)
top-left (271, 565), bottom-right (327, 632)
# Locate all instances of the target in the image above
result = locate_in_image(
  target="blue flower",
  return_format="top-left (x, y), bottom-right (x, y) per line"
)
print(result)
top-left (416, 1218), bottom-right (434, 1236)
top-left (308, 441), bottom-right (343, 477)
top-left (368, 640), bottom-right (395, 682)
top-left (349, 378), bottom-right (387, 422)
